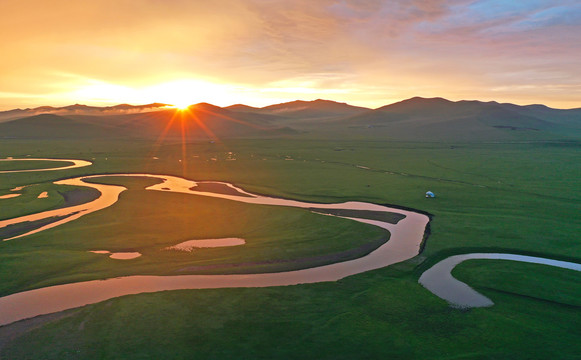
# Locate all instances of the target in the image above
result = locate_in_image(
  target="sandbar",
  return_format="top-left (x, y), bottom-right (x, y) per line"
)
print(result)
top-left (0, 194), bottom-right (20, 200)
top-left (166, 238), bottom-right (246, 252)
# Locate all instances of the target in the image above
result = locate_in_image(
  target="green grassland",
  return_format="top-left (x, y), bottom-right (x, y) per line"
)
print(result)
top-left (0, 183), bottom-right (98, 221)
top-left (0, 186), bottom-right (388, 295)
top-left (453, 259), bottom-right (581, 307)
top-left (0, 135), bottom-right (579, 359)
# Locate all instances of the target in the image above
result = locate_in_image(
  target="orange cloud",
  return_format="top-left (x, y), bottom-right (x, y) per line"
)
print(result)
top-left (0, 0), bottom-right (579, 110)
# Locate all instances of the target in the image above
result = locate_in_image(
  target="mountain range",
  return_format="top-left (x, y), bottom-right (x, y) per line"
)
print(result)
top-left (1, 97), bottom-right (579, 141)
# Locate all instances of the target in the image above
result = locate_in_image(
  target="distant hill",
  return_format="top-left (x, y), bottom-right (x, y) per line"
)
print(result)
top-left (497, 102), bottom-right (581, 131)
top-left (0, 103), bottom-right (296, 140)
top-left (225, 104), bottom-right (262, 113)
top-left (0, 103), bottom-right (170, 123)
top-left (1, 98), bottom-right (579, 141)
top-left (0, 114), bottom-right (114, 139)
top-left (262, 99), bottom-right (370, 118)
top-left (341, 97), bottom-right (581, 141)
top-left (227, 99), bottom-right (370, 121)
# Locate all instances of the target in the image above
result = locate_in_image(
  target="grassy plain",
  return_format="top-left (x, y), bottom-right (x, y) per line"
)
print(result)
top-left (1, 186), bottom-right (388, 295)
top-left (0, 135), bottom-right (579, 359)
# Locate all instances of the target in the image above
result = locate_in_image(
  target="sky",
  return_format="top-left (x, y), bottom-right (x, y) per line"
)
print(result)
top-left (1, 0), bottom-right (580, 110)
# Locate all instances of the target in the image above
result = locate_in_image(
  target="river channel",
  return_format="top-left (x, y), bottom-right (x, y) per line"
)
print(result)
top-left (0, 160), bottom-right (429, 326)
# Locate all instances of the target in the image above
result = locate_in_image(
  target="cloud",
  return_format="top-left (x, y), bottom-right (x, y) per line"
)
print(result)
top-left (0, 0), bottom-right (580, 109)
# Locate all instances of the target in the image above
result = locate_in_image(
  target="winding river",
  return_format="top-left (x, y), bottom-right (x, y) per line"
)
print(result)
top-left (419, 253), bottom-right (581, 308)
top-left (0, 159), bottom-right (429, 326)
top-left (2, 158), bottom-right (578, 326)
top-left (0, 158), bottom-right (91, 174)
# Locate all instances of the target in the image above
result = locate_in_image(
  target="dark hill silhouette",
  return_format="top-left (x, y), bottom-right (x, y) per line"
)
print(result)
top-left (377, 97), bottom-right (456, 113)
top-left (226, 99), bottom-right (370, 122)
top-left (0, 104), bottom-right (296, 140)
top-left (0, 114), bottom-right (114, 139)
top-left (261, 99), bottom-right (370, 119)
top-left (343, 97), bottom-right (579, 140)
top-left (0, 103), bottom-right (171, 123)
top-left (225, 104), bottom-right (262, 112)
top-left (497, 102), bottom-right (581, 131)
top-left (1, 98), bottom-right (579, 141)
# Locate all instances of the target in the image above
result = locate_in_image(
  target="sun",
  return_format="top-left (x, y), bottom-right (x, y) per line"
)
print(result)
top-left (172, 101), bottom-right (192, 110)
top-left (148, 80), bottom-right (200, 110)
top-left (169, 96), bottom-right (193, 110)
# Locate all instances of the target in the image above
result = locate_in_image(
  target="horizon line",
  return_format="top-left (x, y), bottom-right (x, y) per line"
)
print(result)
top-left (2, 96), bottom-right (580, 112)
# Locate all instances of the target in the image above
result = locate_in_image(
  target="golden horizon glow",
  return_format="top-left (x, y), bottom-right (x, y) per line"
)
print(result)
top-left (1, 1), bottom-right (580, 110)
top-left (171, 103), bottom-right (193, 111)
